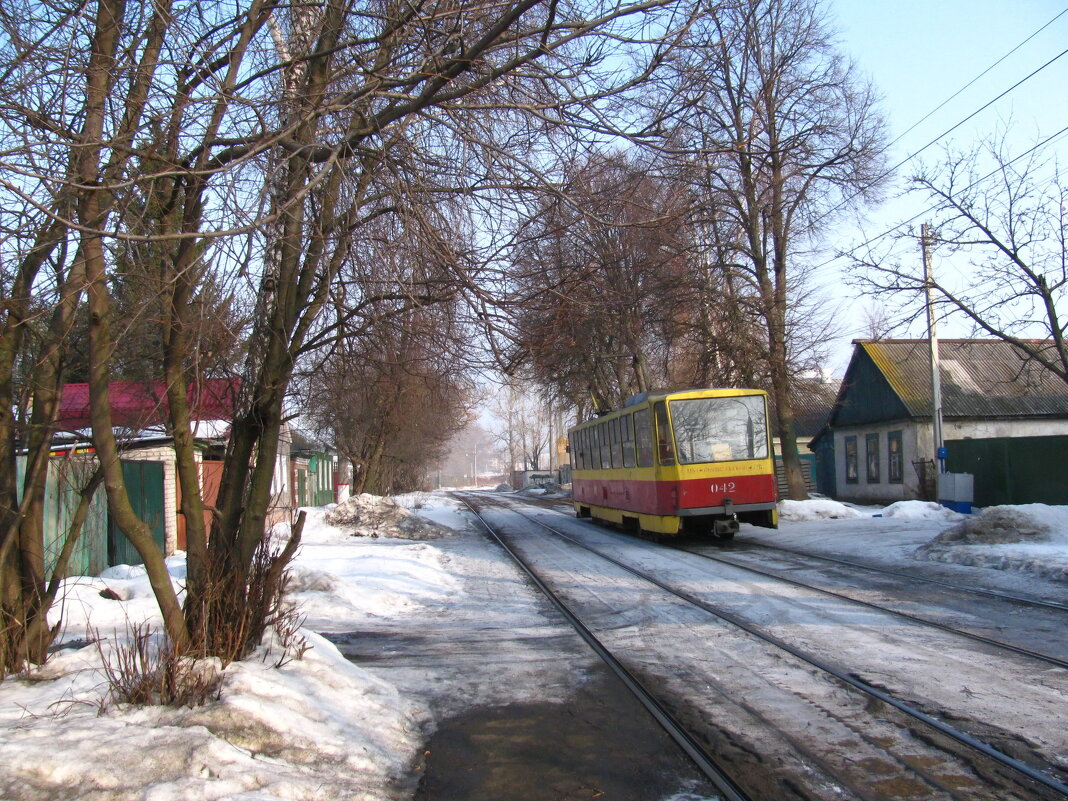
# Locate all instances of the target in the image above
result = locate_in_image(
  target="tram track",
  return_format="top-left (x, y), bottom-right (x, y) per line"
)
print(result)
top-left (517, 492), bottom-right (1068, 666)
top-left (717, 540), bottom-right (1068, 613)
top-left (516, 492), bottom-right (1068, 613)
top-left (452, 493), bottom-right (753, 801)
top-left (457, 491), bottom-right (1068, 801)
top-left (672, 543), bottom-right (1068, 671)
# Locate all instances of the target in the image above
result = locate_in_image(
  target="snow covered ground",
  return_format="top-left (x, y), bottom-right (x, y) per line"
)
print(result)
top-left (1, 493), bottom-right (1066, 800)
top-left (774, 496), bottom-right (1068, 584)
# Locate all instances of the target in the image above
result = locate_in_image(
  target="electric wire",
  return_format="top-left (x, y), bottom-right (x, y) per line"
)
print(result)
top-left (884, 7), bottom-right (1068, 155)
top-left (810, 9), bottom-right (1068, 263)
top-left (886, 45), bottom-right (1068, 180)
top-left (827, 121), bottom-right (1068, 266)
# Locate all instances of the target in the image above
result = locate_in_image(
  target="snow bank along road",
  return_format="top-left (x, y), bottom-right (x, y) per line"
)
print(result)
top-left (458, 491), bottom-right (1068, 801)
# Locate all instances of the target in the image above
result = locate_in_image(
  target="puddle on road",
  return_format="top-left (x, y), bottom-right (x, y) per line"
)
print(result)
top-left (412, 669), bottom-right (722, 801)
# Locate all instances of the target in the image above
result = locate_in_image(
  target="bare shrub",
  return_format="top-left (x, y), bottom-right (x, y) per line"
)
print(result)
top-left (186, 513), bottom-right (307, 666)
top-left (94, 529), bottom-right (309, 707)
top-left (96, 622), bottom-right (222, 709)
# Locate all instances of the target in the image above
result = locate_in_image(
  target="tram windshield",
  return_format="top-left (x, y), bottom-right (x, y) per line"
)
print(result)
top-left (669, 395), bottom-right (769, 464)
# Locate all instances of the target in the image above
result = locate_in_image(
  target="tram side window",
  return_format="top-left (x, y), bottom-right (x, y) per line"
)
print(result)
top-left (610, 417), bottom-right (623, 469)
top-left (590, 425), bottom-right (601, 470)
top-left (634, 408), bottom-right (653, 467)
top-left (582, 429), bottom-right (591, 470)
top-left (654, 402), bottom-right (675, 465)
top-left (621, 413), bottom-right (635, 468)
top-left (599, 421), bottom-right (612, 468)
top-left (574, 431), bottom-right (585, 470)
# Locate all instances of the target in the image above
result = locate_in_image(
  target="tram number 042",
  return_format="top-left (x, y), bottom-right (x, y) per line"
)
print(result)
top-left (710, 481), bottom-right (737, 494)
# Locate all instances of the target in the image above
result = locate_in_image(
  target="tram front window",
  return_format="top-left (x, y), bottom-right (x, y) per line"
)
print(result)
top-left (669, 396), bottom-right (769, 464)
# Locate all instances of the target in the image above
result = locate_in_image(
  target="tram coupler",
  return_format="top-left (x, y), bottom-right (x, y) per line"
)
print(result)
top-left (713, 517), bottom-right (739, 537)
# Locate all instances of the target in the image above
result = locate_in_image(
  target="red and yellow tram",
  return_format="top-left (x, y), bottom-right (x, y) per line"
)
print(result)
top-left (568, 388), bottom-right (778, 538)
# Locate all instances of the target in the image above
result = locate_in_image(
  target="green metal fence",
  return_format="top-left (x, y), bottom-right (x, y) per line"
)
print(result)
top-left (946, 436), bottom-right (1068, 507)
top-left (17, 454), bottom-right (109, 578)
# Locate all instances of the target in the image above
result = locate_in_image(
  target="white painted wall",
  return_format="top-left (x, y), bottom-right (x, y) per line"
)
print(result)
top-left (943, 418), bottom-right (1068, 439)
top-left (833, 423), bottom-right (923, 502)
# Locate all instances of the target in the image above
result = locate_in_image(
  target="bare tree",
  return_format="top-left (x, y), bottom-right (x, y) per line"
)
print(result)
top-left (0, 0), bottom-right (687, 668)
top-left (666, 0), bottom-right (887, 498)
top-left (852, 134), bottom-right (1068, 384)
top-left (302, 297), bottom-right (475, 496)
top-left (506, 152), bottom-right (697, 411)
top-left (490, 379), bottom-right (553, 473)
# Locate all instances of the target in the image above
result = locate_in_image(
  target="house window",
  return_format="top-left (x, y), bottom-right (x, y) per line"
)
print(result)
top-left (844, 436), bottom-right (858, 484)
top-left (866, 433), bottom-right (880, 483)
top-left (888, 430), bottom-right (903, 484)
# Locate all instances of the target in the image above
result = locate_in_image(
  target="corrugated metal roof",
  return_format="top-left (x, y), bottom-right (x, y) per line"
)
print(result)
top-left (58, 378), bottom-right (239, 431)
top-left (859, 339), bottom-right (1068, 418)
top-left (789, 378), bottom-right (841, 436)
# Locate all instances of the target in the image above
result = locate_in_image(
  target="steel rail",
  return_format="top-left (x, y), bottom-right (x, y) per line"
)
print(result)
top-left (733, 541), bottom-right (1068, 613)
top-left (516, 495), bottom-right (1068, 613)
top-left (491, 497), bottom-right (1068, 799)
top-left (453, 493), bottom-right (754, 801)
top-left (674, 545), bottom-right (1068, 671)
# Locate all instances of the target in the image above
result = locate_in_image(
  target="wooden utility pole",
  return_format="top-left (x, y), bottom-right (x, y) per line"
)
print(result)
top-left (921, 223), bottom-right (944, 473)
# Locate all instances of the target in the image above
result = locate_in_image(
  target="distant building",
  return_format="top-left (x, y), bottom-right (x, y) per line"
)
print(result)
top-left (289, 428), bottom-right (338, 508)
top-left (772, 378), bottom-right (840, 496)
top-left (512, 470), bottom-right (557, 489)
top-left (55, 379), bottom-right (239, 560)
top-left (811, 339), bottom-right (1068, 505)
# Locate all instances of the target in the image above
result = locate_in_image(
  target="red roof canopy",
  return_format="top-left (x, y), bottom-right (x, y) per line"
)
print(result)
top-left (57, 379), bottom-right (239, 431)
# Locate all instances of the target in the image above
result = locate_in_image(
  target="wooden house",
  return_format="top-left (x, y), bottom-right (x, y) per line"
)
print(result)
top-left (289, 429), bottom-right (338, 508)
top-left (50, 379), bottom-right (238, 569)
top-left (811, 339), bottom-right (1068, 506)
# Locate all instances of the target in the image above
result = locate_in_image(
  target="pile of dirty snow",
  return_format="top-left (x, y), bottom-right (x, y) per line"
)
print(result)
top-left (779, 498), bottom-right (862, 520)
top-left (915, 504), bottom-right (1068, 581)
top-left (518, 483), bottom-right (570, 500)
top-left (324, 493), bottom-right (455, 540)
top-left (879, 500), bottom-right (963, 521)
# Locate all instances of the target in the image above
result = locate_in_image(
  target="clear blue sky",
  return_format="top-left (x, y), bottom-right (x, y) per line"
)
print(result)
top-left (821, 1), bottom-right (1068, 371)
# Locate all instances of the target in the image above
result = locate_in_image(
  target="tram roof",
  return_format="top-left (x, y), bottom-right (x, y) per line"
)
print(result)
top-left (572, 387), bottom-right (768, 428)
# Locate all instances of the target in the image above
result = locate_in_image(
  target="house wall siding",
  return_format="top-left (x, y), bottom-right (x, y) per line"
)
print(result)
top-left (833, 352), bottom-right (911, 427)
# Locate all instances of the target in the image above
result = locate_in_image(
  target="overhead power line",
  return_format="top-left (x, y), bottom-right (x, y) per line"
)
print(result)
top-left (809, 8), bottom-right (1068, 259)
top-left (884, 7), bottom-right (1068, 154)
top-left (824, 121), bottom-right (1068, 270)
top-left (889, 44), bottom-right (1068, 176)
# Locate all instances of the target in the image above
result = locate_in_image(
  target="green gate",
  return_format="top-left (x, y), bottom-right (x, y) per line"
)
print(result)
top-left (946, 436), bottom-right (1068, 507)
top-left (108, 460), bottom-right (166, 566)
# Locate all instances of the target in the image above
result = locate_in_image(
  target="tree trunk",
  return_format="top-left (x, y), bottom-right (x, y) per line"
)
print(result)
top-left (768, 324), bottom-right (808, 500)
